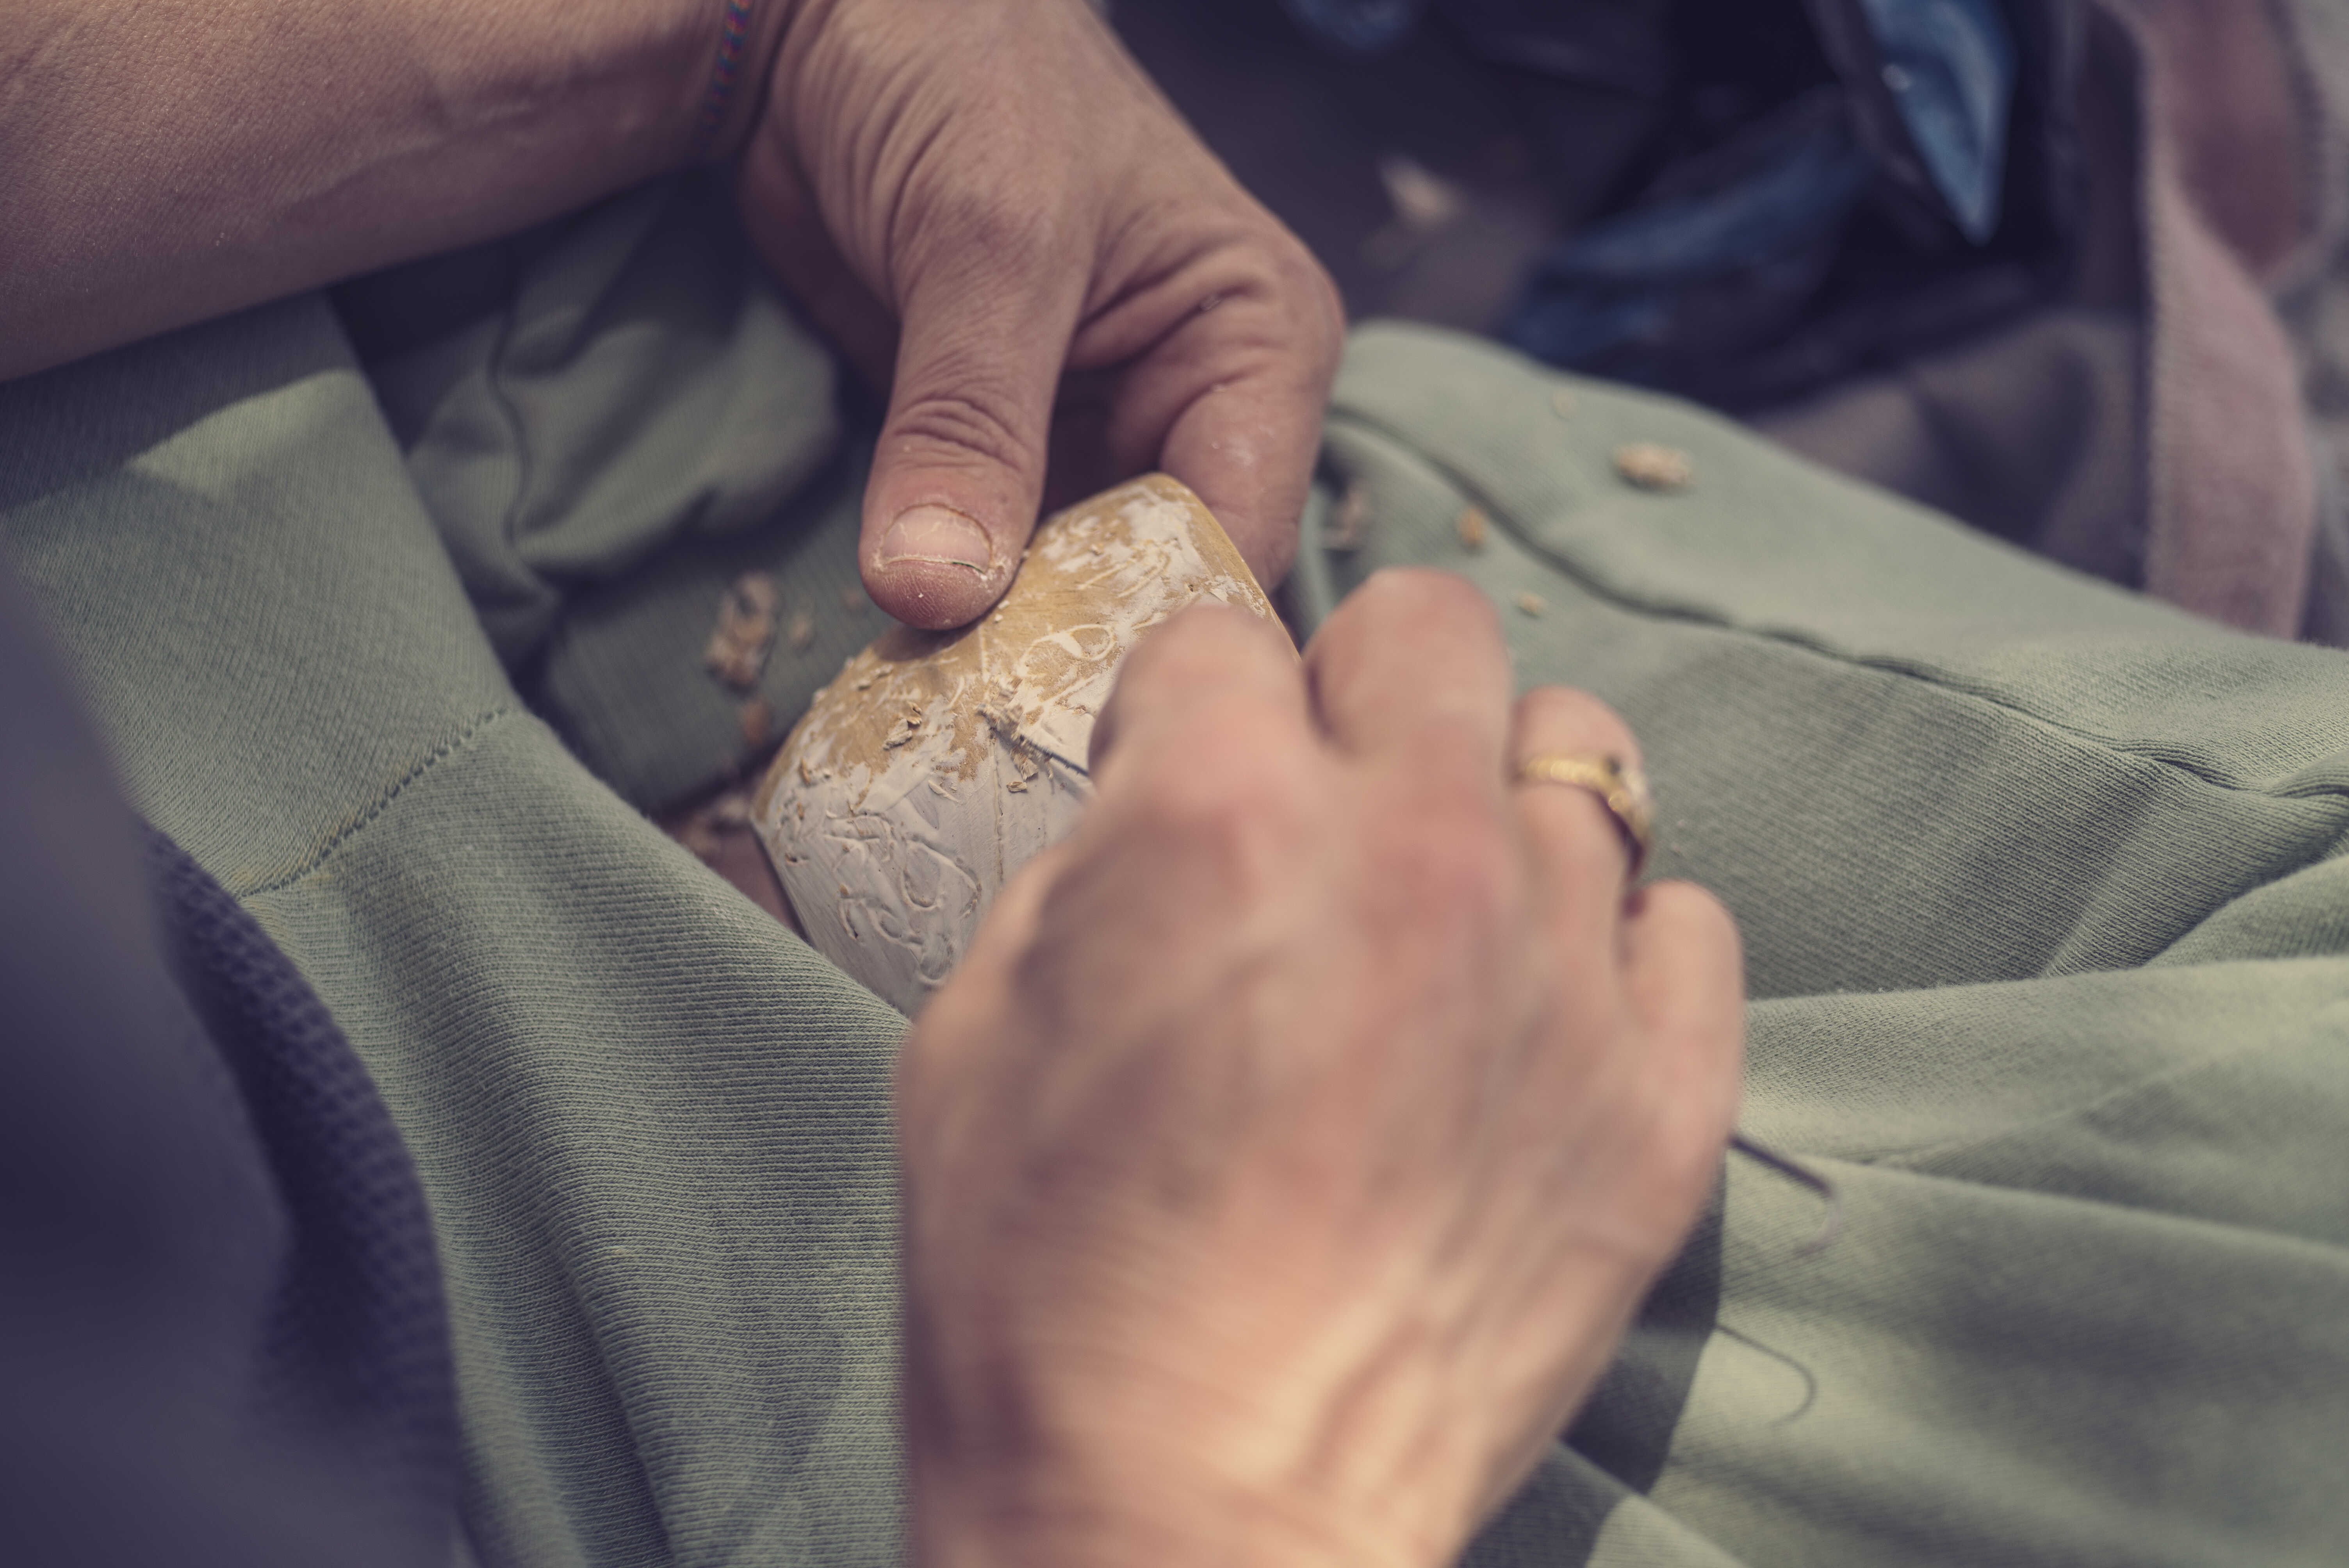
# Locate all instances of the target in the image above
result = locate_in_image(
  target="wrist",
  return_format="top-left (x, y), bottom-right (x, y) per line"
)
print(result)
top-left (688, 0), bottom-right (800, 163)
top-left (911, 1456), bottom-right (1432, 1568)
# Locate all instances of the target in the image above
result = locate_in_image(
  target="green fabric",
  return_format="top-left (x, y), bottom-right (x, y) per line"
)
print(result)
top-left (1316, 326), bottom-right (2349, 1568)
top-left (0, 297), bottom-right (908, 1568)
top-left (5, 189), bottom-right (2347, 1566)
top-left (346, 172), bottom-right (883, 813)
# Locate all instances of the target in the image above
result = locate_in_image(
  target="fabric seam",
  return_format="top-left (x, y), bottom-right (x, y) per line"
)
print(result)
top-left (1876, 1014), bottom-right (2345, 1174)
top-left (1747, 977), bottom-right (2346, 1170)
top-left (1326, 404), bottom-right (2349, 806)
top-left (242, 704), bottom-right (521, 897)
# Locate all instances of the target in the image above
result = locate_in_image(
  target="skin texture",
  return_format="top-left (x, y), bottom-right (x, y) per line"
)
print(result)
top-left (0, 0), bottom-right (1340, 629)
top-left (5, 8), bottom-right (1744, 1561)
top-left (741, 0), bottom-right (1344, 627)
top-left (901, 571), bottom-right (1746, 1568)
top-left (0, 1), bottom-right (776, 381)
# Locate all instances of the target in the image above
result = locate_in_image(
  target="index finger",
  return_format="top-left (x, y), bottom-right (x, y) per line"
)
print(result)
top-left (1152, 278), bottom-right (1340, 590)
top-left (1080, 226), bottom-right (1343, 592)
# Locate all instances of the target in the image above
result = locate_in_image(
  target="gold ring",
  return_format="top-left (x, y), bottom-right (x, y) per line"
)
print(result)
top-left (1514, 752), bottom-right (1654, 879)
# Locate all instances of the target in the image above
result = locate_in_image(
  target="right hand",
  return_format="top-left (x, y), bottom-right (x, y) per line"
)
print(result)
top-left (896, 570), bottom-right (1746, 1568)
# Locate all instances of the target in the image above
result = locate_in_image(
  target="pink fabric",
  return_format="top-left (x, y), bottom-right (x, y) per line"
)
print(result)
top-left (2106, 0), bottom-right (2316, 636)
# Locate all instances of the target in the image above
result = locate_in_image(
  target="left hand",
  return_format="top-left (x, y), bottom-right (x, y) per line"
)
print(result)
top-left (736, 0), bottom-right (1346, 629)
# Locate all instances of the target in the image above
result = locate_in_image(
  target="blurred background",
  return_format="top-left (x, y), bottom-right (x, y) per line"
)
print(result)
top-left (1106, 0), bottom-right (2349, 645)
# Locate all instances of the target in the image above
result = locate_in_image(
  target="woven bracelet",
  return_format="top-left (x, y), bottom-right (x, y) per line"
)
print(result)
top-left (690, 0), bottom-right (758, 157)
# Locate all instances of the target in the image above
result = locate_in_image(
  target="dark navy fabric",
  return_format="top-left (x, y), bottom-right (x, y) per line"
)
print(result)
top-left (1278, 0), bottom-right (2054, 405)
top-left (1857, 0), bottom-right (2016, 242)
top-left (0, 554), bottom-right (454, 1568)
top-left (1284, 0), bottom-right (2014, 239)
top-left (1502, 87), bottom-right (1875, 372)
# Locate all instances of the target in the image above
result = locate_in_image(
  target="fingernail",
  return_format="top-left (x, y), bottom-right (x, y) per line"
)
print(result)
top-left (878, 506), bottom-right (994, 574)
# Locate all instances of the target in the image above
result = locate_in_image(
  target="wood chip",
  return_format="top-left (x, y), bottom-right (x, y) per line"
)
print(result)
top-left (1456, 506), bottom-right (1489, 552)
top-left (1613, 442), bottom-right (1695, 492)
top-left (1324, 481), bottom-right (1372, 551)
top-left (758, 474), bottom-right (1280, 1014)
top-left (1514, 591), bottom-right (1547, 617)
top-left (786, 611), bottom-right (816, 653)
top-left (840, 584), bottom-right (868, 613)
top-left (1550, 387), bottom-right (1577, 419)
top-left (734, 573), bottom-right (779, 617)
top-left (704, 571), bottom-right (780, 691)
top-left (1378, 153), bottom-right (1467, 234)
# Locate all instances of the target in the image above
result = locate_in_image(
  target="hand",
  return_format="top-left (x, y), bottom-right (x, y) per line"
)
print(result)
top-left (896, 570), bottom-right (1746, 1568)
top-left (737, 0), bottom-right (1345, 629)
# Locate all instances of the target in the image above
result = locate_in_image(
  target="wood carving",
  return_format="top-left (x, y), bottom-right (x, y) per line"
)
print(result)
top-left (754, 474), bottom-right (1281, 1012)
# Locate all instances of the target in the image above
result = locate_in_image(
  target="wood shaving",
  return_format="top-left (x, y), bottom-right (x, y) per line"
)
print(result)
top-left (840, 584), bottom-right (867, 613)
top-left (1377, 153), bottom-right (1466, 233)
top-left (1515, 591), bottom-right (1548, 617)
top-left (1456, 506), bottom-right (1489, 552)
top-left (704, 572), bottom-right (780, 690)
top-left (786, 612), bottom-right (816, 653)
top-left (1613, 442), bottom-right (1695, 492)
top-left (1325, 482), bottom-right (1372, 551)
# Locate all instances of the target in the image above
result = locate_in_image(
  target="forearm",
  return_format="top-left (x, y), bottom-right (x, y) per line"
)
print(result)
top-left (909, 1426), bottom-right (1434, 1568)
top-left (0, 0), bottom-right (790, 380)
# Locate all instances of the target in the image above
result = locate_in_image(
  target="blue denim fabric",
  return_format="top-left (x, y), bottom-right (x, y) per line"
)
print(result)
top-left (1503, 95), bottom-right (1874, 370)
top-left (1866, 0), bottom-right (2015, 242)
top-left (1280, 0), bottom-right (2020, 376)
top-left (1279, 0), bottom-right (1427, 54)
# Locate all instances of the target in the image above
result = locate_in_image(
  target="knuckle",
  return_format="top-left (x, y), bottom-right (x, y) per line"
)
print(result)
top-left (1315, 568), bottom-right (1499, 678)
top-left (1096, 608), bottom-right (1300, 773)
top-left (1552, 804), bottom-right (1635, 887)
top-left (1359, 567), bottom-right (1503, 634)
top-left (886, 387), bottom-right (1039, 475)
top-left (1383, 801), bottom-right (1520, 932)
top-left (1161, 221), bottom-right (1341, 373)
top-left (1242, 230), bottom-right (1347, 356)
top-left (897, 144), bottom-right (1071, 274)
top-left (1647, 880), bottom-right (1745, 978)
top-left (1119, 604), bottom-right (1283, 698)
top-left (1516, 686), bottom-right (1639, 763)
top-left (943, 199), bottom-right (1061, 276)
top-left (1126, 730), bottom-right (1313, 878)
top-left (1282, 243), bottom-right (1348, 359)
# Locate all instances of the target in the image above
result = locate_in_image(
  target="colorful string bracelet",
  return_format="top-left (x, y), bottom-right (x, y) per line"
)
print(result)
top-left (690, 0), bottom-right (759, 158)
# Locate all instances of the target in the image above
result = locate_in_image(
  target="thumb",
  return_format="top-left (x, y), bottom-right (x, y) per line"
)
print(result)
top-left (862, 271), bottom-right (1084, 629)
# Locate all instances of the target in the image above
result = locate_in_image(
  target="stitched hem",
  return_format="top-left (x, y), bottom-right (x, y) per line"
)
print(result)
top-left (243, 704), bottom-right (522, 897)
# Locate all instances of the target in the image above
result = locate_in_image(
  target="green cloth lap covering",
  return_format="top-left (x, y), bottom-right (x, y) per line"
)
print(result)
top-left (337, 169), bottom-right (886, 812)
top-left (0, 283), bottom-right (907, 1565)
top-left (4, 180), bottom-right (2345, 1566)
top-left (1312, 331), bottom-right (2349, 1566)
